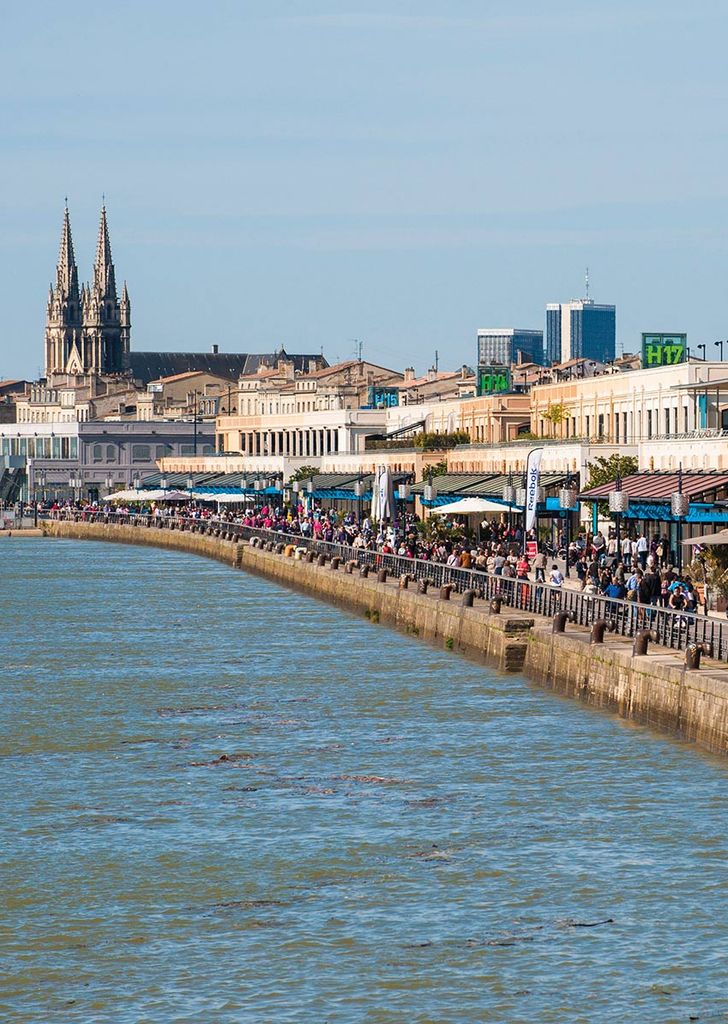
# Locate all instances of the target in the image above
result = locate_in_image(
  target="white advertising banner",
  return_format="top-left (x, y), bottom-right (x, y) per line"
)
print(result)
top-left (525, 447), bottom-right (544, 532)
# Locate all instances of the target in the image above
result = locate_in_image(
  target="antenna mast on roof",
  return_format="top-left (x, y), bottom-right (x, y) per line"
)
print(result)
top-left (585, 266), bottom-right (590, 300)
top-left (435, 349), bottom-right (439, 372)
top-left (354, 338), bottom-right (363, 361)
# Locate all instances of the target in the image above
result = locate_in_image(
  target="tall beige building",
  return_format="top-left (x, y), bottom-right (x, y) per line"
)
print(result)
top-left (45, 204), bottom-right (131, 380)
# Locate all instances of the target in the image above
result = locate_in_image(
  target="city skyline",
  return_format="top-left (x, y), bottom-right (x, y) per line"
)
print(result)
top-left (3, 1), bottom-right (728, 379)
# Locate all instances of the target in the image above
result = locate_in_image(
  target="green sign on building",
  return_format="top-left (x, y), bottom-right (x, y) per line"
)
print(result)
top-left (477, 366), bottom-right (511, 396)
top-left (641, 333), bottom-right (687, 368)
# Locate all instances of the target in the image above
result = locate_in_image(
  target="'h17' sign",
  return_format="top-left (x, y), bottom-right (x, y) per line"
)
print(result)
top-left (641, 333), bottom-right (687, 368)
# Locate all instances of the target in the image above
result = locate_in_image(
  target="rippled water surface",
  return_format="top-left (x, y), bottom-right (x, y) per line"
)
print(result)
top-left (2, 538), bottom-right (728, 1023)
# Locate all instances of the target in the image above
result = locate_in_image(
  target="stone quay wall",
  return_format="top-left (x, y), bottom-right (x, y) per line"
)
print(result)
top-left (42, 518), bottom-right (728, 757)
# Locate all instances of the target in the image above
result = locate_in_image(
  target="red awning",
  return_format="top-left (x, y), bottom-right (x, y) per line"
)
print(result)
top-left (580, 471), bottom-right (728, 502)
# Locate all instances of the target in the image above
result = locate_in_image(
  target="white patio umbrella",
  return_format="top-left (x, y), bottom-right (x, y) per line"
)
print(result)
top-left (432, 497), bottom-right (517, 515)
top-left (102, 488), bottom-right (190, 502)
top-left (191, 491), bottom-right (255, 503)
top-left (101, 489), bottom-right (142, 501)
top-left (681, 529), bottom-right (728, 546)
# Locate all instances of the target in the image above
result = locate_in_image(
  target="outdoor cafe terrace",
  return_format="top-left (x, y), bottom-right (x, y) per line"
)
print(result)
top-left (135, 470), bottom-right (574, 510)
top-left (579, 471), bottom-right (728, 527)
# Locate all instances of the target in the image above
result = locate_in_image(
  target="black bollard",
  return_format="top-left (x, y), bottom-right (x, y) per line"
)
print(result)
top-left (489, 595), bottom-right (503, 614)
top-left (345, 560), bottom-right (357, 574)
top-left (305, 551), bottom-right (315, 563)
top-left (360, 565), bottom-right (370, 578)
top-left (275, 543), bottom-right (285, 554)
top-left (399, 574), bottom-right (412, 589)
top-left (440, 584), bottom-right (452, 601)
top-left (462, 589), bottom-right (476, 607)
top-left (317, 554), bottom-right (327, 567)
top-left (553, 609), bottom-right (576, 634)
top-left (377, 568), bottom-right (388, 583)
top-left (633, 629), bottom-right (659, 656)
top-left (590, 618), bottom-right (613, 644)
top-left (685, 641), bottom-right (714, 670)
top-left (418, 578), bottom-right (429, 595)
top-left (330, 556), bottom-right (340, 570)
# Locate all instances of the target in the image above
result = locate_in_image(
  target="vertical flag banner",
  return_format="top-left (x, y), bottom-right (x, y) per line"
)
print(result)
top-left (525, 447), bottom-right (544, 532)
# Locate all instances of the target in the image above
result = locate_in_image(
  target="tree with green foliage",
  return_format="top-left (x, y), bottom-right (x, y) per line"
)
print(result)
top-left (586, 454), bottom-right (638, 489)
top-left (543, 402), bottom-right (570, 438)
top-left (412, 430), bottom-right (470, 450)
top-left (421, 460), bottom-right (448, 480)
top-left (586, 454), bottom-right (638, 520)
top-left (288, 465), bottom-right (318, 483)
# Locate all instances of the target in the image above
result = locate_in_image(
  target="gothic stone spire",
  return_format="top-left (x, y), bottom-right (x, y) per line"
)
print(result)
top-left (93, 202), bottom-right (117, 300)
top-left (56, 202), bottom-right (80, 300)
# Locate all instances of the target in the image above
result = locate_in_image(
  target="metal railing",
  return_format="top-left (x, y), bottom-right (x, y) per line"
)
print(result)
top-left (46, 509), bottom-right (728, 661)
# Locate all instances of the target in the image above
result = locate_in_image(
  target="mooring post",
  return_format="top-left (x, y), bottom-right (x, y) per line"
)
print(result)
top-left (685, 641), bottom-right (714, 670)
top-left (633, 629), bottom-right (659, 656)
top-left (553, 609), bottom-right (576, 634)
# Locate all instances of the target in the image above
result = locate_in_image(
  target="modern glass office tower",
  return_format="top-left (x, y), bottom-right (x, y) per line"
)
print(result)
top-left (477, 328), bottom-right (544, 366)
top-left (545, 300), bottom-right (616, 364)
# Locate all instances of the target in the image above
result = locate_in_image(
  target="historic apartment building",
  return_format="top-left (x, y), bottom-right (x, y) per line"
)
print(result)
top-left (530, 360), bottom-right (728, 443)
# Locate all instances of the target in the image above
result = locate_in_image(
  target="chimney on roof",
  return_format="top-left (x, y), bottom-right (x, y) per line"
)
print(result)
top-left (427, 367), bottom-right (437, 382)
top-left (308, 359), bottom-right (318, 374)
top-left (404, 366), bottom-right (415, 382)
top-left (460, 364), bottom-right (468, 379)
top-left (211, 344), bottom-right (219, 354)
top-left (278, 358), bottom-right (295, 380)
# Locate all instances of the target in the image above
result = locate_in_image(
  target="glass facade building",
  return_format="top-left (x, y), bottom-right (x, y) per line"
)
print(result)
top-left (546, 300), bottom-right (616, 365)
top-left (477, 328), bottom-right (544, 367)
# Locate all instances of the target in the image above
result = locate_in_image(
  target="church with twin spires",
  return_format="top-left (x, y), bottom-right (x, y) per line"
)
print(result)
top-left (39, 203), bottom-right (324, 406)
top-left (45, 203), bottom-right (131, 381)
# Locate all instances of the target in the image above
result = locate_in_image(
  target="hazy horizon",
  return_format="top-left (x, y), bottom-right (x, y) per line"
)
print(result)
top-left (3, 0), bottom-right (728, 379)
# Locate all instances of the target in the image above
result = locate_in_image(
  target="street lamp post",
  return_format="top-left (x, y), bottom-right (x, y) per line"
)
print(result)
top-left (423, 471), bottom-right (437, 519)
top-left (398, 479), bottom-right (411, 527)
top-left (608, 473), bottom-right (630, 564)
top-left (31, 466), bottom-right (46, 526)
top-left (69, 472), bottom-right (83, 504)
top-left (697, 343), bottom-right (706, 361)
top-left (306, 477), bottom-right (314, 514)
top-left (716, 340), bottom-right (726, 361)
top-left (354, 474), bottom-right (365, 523)
top-left (559, 472), bottom-right (578, 578)
top-left (503, 472), bottom-right (516, 531)
top-left (671, 463), bottom-right (690, 570)
top-left (192, 391), bottom-right (201, 456)
top-left (516, 481), bottom-right (527, 541)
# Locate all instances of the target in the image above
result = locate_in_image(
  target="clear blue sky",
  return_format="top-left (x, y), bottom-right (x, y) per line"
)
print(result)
top-left (2, 0), bottom-right (728, 379)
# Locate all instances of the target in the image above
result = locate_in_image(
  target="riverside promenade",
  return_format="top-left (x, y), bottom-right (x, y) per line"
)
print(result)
top-left (42, 513), bottom-right (728, 758)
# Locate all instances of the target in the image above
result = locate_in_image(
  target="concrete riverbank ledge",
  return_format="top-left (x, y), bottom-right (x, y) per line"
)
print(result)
top-left (41, 518), bottom-right (728, 757)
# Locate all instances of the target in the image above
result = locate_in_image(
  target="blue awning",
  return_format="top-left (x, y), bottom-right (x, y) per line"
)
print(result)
top-left (621, 501), bottom-right (728, 523)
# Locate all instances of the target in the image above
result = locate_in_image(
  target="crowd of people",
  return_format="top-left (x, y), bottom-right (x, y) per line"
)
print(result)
top-left (45, 496), bottom-right (706, 614)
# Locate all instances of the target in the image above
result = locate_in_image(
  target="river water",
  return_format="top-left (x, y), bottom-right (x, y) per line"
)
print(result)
top-left (2, 538), bottom-right (727, 1023)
